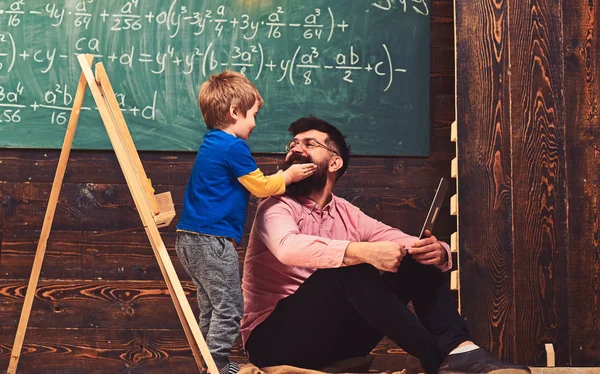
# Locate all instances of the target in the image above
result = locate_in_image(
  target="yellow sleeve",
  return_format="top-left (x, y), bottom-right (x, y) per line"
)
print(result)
top-left (238, 168), bottom-right (286, 198)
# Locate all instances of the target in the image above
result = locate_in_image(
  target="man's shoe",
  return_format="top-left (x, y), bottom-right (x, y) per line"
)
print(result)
top-left (438, 348), bottom-right (531, 374)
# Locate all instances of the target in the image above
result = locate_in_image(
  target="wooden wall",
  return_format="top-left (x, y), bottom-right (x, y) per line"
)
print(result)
top-left (0, 1), bottom-right (456, 373)
top-left (456, 0), bottom-right (600, 367)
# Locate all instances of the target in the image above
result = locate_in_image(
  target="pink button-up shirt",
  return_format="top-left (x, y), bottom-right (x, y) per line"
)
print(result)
top-left (240, 194), bottom-right (452, 346)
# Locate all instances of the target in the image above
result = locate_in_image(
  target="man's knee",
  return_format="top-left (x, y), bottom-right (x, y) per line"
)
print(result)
top-left (306, 264), bottom-right (384, 297)
top-left (397, 256), bottom-right (446, 283)
top-left (315, 263), bottom-right (381, 282)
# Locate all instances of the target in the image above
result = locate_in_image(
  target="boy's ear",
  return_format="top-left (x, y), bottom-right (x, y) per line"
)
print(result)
top-left (229, 105), bottom-right (238, 119)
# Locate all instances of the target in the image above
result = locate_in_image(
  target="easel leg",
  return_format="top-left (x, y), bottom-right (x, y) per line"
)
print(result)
top-left (7, 55), bottom-right (94, 374)
top-left (143, 228), bottom-right (219, 373)
top-left (75, 55), bottom-right (218, 374)
top-left (94, 63), bottom-right (160, 216)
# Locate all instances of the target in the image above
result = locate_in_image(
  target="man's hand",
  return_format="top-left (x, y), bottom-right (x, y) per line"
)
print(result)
top-left (344, 241), bottom-right (405, 273)
top-left (408, 230), bottom-right (447, 266)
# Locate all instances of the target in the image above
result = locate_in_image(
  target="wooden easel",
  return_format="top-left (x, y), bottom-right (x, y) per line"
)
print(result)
top-left (7, 54), bottom-right (218, 374)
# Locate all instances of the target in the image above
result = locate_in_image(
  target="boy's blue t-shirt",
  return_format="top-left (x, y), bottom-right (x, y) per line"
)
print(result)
top-left (177, 129), bottom-right (258, 244)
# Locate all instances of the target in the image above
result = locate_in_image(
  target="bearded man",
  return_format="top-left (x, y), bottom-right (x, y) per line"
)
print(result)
top-left (240, 116), bottom-right (530, 374)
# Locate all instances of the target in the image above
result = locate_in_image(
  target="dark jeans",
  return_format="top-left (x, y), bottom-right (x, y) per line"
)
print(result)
top-left (245, 256), bottom-right (471, 374)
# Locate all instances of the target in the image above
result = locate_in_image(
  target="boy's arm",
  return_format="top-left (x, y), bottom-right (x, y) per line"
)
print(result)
top-left (238, 163), bottom-right (316, 198)
top-left (226, 142), bottom-right (286, 197)
top-left (238, 169), bottom-right (286, 198)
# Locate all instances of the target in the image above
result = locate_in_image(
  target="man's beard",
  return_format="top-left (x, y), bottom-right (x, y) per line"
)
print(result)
top-left (283, 154), bottom-right (329, 197)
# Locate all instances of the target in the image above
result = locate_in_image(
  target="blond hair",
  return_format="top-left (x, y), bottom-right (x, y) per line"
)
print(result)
top-left (198, 70), bottom-right (264, 129)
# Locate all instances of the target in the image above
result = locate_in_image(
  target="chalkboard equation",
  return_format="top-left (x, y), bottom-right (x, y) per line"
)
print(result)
top-left (0, 0), bottom-right (431, 156)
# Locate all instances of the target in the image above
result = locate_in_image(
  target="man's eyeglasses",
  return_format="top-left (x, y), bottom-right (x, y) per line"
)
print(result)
top-left (285, 138), bottom-right (339, 156)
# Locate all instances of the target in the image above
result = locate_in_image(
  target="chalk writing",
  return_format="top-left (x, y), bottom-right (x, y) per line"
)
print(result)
top-left (0, 0), bottom-right (430, 156)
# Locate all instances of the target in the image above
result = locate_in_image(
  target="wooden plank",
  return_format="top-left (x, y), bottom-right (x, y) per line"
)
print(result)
top-left (0, 182), bottom-right (455, 240)
top-left (455, 0), bottom-right (517, 363)
top-left (0, 279), bottom-right (456, 330)
top-left (0, 150), bottom-right (454, 190)
top-left (450, 270), bottom-right (459, 290)
top-left (1, 228), bottom-right (457, 283)
top-left (0, 230), bottom-right (236, 281)
top-left (0, 280), bottom-right (198, 330)
top-left (451, 121), bottom-right (457, 143)
top-left (545, 343), bottom-right (556, 367)
top-left (0, 327), bottom-right (248, 374)
top-left (508, 0), bottom-right (570, 366)
top-left (450, 232), bottom-right (458, 252)
top-left (0, 181), bottom-right (162, 232)
top-left (430, 0), bottom-right (456, 49)
top-left (450, 194), bottom-right (457, 216)
top-left (451, 157), bottom-right (458, 178)
top-left (562, 0), bottom-right (600, 366)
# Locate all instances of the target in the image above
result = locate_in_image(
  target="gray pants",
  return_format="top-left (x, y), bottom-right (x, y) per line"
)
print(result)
top-left (175, 231), bottom-right (243, 368)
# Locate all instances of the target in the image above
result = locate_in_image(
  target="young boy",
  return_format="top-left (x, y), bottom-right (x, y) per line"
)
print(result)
top-left (175, 70), bottom-right (315, 374)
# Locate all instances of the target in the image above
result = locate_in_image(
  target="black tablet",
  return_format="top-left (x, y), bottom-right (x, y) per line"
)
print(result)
top-left (419, 178), bottom-right (450, 239)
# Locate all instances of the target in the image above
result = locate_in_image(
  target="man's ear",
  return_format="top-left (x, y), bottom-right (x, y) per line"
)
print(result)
top-left (229, 105), bottom-right (238, 119)
top-left (329, 155), bottom-right (343, 174)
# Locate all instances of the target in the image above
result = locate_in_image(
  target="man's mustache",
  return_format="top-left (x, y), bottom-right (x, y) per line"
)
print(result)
top-left (283, 153), bottom-right (314, 168)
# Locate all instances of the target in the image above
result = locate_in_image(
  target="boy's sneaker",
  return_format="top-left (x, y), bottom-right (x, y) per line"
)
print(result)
top-left (218, 362), bottom-right (239, 374)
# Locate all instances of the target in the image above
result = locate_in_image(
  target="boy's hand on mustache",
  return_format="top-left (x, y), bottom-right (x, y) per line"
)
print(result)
top-left (283, 163), bottom-right (317, 184)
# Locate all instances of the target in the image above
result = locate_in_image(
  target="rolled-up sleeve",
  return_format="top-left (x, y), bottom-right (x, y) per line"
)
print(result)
top-left (357, 211), bottom-right (452, 272)
top-left (238, 169), bottom-right (286, 198)
top-left (253, 198), bottom-right (350, 268)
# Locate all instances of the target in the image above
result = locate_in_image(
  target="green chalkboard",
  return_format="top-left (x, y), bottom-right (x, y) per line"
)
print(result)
top-left (0, 0), bottom-right (430, 156)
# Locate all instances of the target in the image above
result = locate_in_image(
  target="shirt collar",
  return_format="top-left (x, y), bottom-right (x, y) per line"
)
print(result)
top-left (296, 195), bottom-right (336, 218)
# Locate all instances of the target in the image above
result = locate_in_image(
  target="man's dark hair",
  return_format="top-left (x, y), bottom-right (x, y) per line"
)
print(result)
top-left (288, 116), bottom-right (351, 180)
